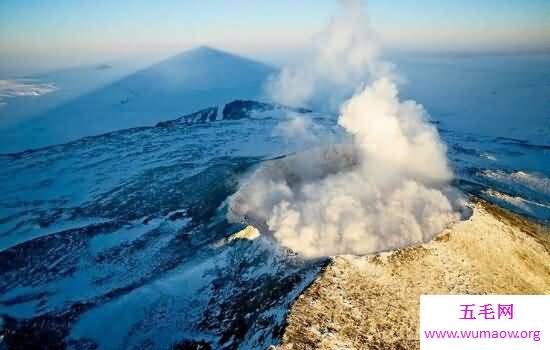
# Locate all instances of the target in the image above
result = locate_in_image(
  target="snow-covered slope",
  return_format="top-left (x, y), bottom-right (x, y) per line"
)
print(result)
top-left (276, 201), bottom-right (550, 350)
top-left (0, 47), bottom-right (276, 153)
top-left (0, 96), bottom-right (548, 349)
top-left (0, 100), bottom-right (326, 350)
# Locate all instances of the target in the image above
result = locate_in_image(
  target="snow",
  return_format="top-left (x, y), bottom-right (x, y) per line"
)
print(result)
top-left (0, 62), bottom-right (143, 129)
top-left (0, 47), bottom-right (276, 153)
top-left (276, 201), bottom-right (550, 350)
top-left (0, 101), bottom-right (328, 350)
top-left (482, 170), bottom-right (550, 196)
top-left (0, 79), bottom-right (57, 102)
top-left (395, 54), bottom-right (550, 146)
top-left (0, 51), bottom-right (549, 349)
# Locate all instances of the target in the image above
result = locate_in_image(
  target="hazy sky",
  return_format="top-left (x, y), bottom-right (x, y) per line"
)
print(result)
top-left (1, 0), bottom-right (549, 74)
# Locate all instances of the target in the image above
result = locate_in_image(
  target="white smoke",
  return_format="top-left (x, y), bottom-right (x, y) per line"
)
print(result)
top-left (228, 0), bottom-right (466, 257)
top-left (271, 112), bottom-right (333, 148)
top-left (265, 0), bottom-right (394, 112)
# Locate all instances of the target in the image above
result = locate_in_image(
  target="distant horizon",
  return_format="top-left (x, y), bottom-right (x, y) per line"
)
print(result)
top-left (3, 44), bottom-right (550, 78)
top-left (1, 0), bottom-right (549, 75)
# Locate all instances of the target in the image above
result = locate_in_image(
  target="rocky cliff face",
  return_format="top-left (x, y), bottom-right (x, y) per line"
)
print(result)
top-left (276, 201), bottom-right (550, 350)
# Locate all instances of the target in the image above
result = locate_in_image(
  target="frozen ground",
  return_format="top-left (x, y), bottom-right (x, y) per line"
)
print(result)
top-left (0, 101), bottom-right (330, 350)
top-left (276, 201), bottom-right (550, 350)
top-left (0, 53), bottom-right (549, 349)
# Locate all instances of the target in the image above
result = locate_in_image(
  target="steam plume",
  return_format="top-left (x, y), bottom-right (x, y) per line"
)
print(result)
top-left (228, 0), bottom-right (465, 257)
top-left (265, 0), bottom-right (393, 112)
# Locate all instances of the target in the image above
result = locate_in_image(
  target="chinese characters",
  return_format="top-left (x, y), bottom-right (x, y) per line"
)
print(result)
top-left (459, 304), bottom-right (514, 320)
